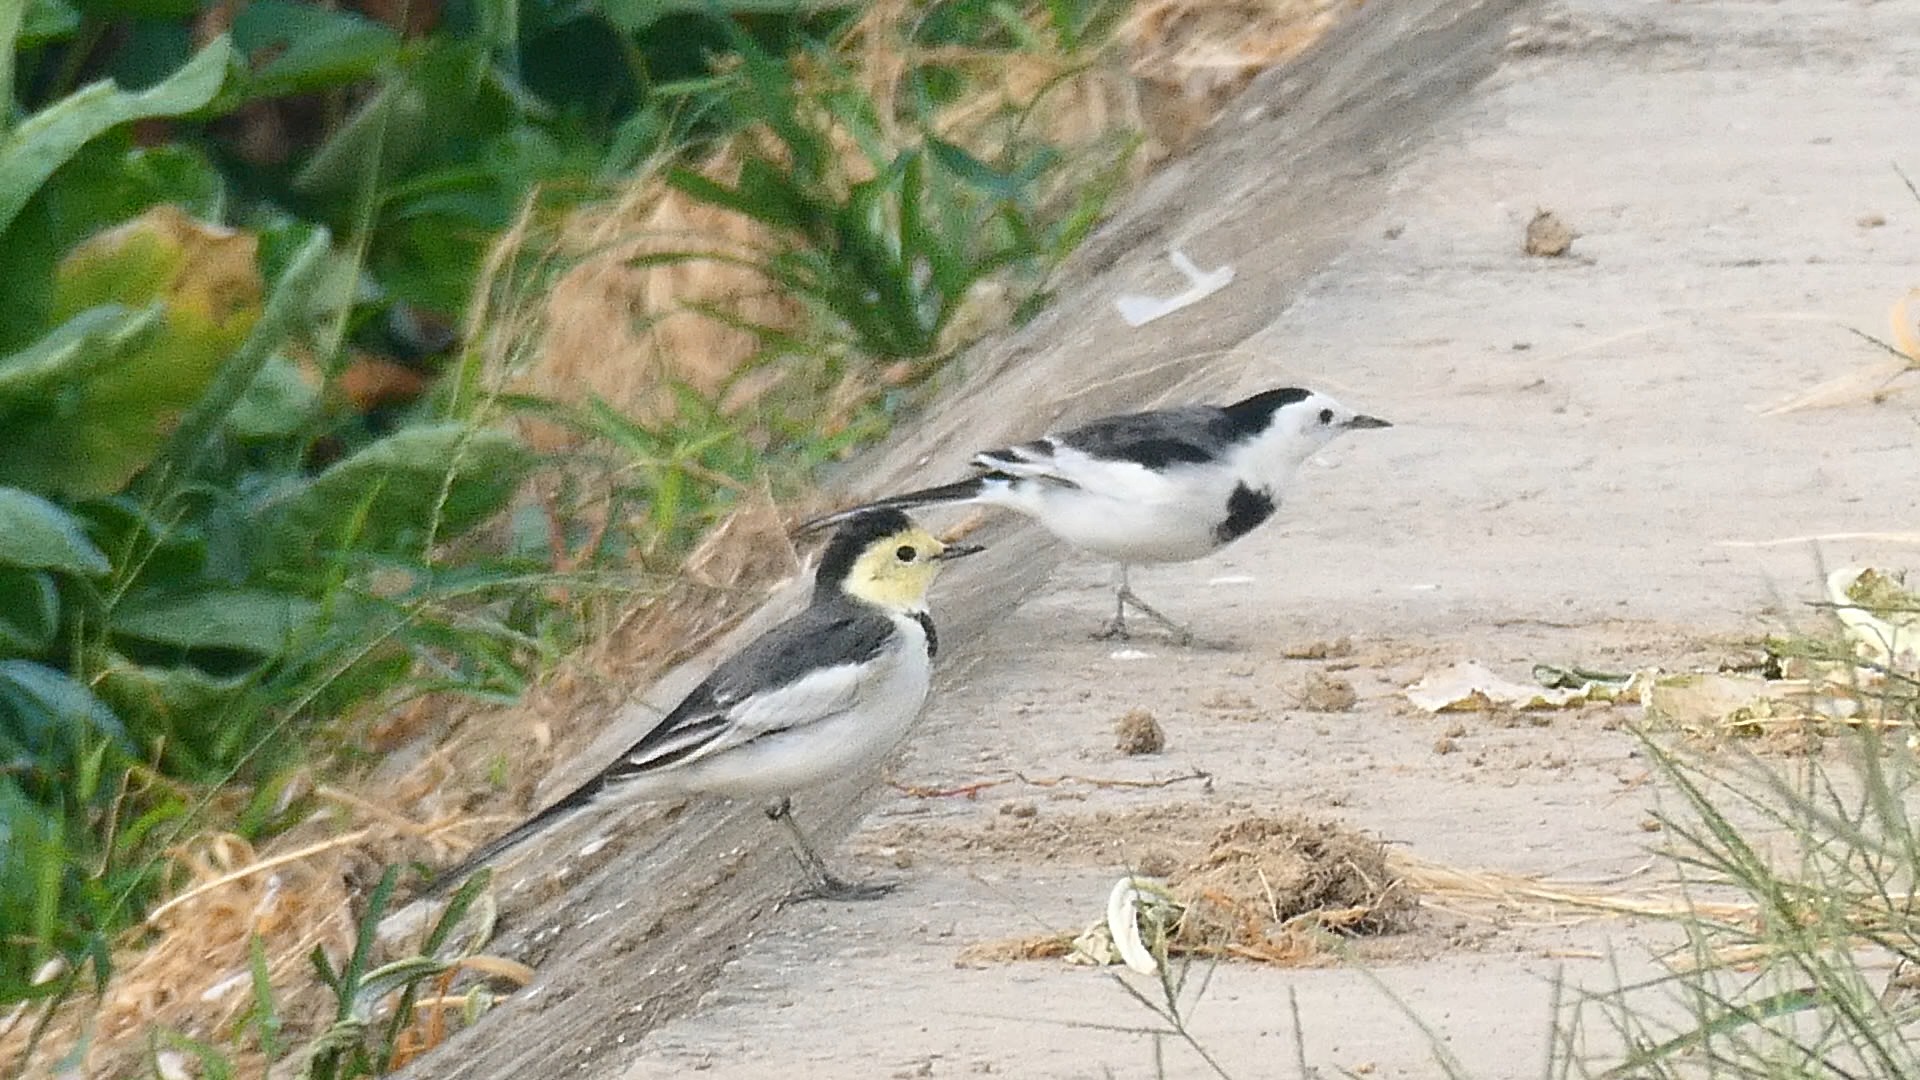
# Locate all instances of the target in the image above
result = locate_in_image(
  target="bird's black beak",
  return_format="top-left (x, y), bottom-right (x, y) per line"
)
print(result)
top-left (1344, 414), bottom-right (1392, 430)
top-left (933, 542), bottom-right (985, 561)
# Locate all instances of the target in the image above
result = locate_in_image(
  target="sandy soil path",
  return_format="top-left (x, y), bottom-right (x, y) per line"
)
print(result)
top-left (405, 0), bottom-right (1920, 1075)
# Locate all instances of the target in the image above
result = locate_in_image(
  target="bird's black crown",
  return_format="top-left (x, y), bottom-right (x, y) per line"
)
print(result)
top-left (814, 507), bottom-right (916, 594)
top-left (1221, 387), bottom-right (1312, 439)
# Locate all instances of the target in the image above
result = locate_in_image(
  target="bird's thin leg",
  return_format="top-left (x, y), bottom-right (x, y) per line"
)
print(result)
top-left (1097, 565), bottom-right (1194, 646)
top-left (764, 798), bottom-right (895, 902)
top-left (1094, 565), bottom-right (1133, 640)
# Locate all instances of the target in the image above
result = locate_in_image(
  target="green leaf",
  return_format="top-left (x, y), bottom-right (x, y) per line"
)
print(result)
top-left (89, 647), bottom-right (258, 775)
top-left (0, 142), bottom-right (225, 352)
top-left (666, 165), bottom-right (810, 234)
top-left (247, 935), bottom-right (284, 1060)
top-left (0, 305), bottom-right (165, 406)
top-left (111, 588), bottom-right (317, 656)
top-left (351, 957), bottom-right (451, 1020)
top-left (19, 0), bottom-right (81, 46)
top-left (926, 137), bottom-right (1027, 200)
top-left (0, 4), bottom-right (20, 122)
top-left (232, 0), bottom-right (399, 100)
top-left (0, 659), bottom-right (133, 762)
top-left (292, 41), bottom-right (491, 201)
top-left (159, 227), bottom-right (331, 479)
top-left (0, 487), bottom-right (111, 574)
top-left (225, 354), bottom-right (321, 440)
top-left (601, 0), bottom-right (861, 33)
top-left (0, 569), bottom-right (59, 656)
top-left (0, 35), bottom-right (234, 237)
top-left (0, 207), bottom-right (265, 497)
top-left (69, 0), bottom-right (204, 20)
top-left (256, 425), bottom-right (533, 564)
top-left (70, 496), bottom-right (210, 587)
top-left (0, 10), bottom-right (17, 124)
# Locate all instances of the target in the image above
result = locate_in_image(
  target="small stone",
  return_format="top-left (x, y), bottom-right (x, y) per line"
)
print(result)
top-left (1858, 212), bottom-right (1887, 228)
top-left (1524, 209), bottom-right (1577, 256)
top-left (999, 800), bottom-right (1038, 819)
top-left (1136, 849), bottom-right (1181, 877)
top-left (1114, 709), bottom-right (1166, 755)
top-left (1198, 689), bottom-right (1259, 714)
top-left (1299, 672), bottom-right (1358, 713)
top-left (1433, 736), bottom-right (1458, 755)
top-left (1283, 636), bottom-right (1354, 660)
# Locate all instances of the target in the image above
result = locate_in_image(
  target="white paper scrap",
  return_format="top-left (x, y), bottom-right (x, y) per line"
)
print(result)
top-left (1114, 250), bottom-right (1235, 327)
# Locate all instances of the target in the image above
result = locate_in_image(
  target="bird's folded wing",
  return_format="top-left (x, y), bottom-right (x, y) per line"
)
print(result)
top-left (973, 438), bottom-right (1078, 486)
top-left (602, 609), bottom-right (895, 782)
top-left (1049, 407), bottom-right (1232, 470)
top-left (974, 408), bottom-right (1233, 488)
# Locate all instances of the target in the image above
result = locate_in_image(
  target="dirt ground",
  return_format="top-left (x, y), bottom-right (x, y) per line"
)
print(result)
top-left (402, 0), bottom-right (1920, 1076)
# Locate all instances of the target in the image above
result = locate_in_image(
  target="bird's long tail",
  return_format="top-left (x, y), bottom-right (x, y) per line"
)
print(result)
top-left (424, 772), bottom-right (605, 895)
top-left (795, 475), bottom-right (1002, 535)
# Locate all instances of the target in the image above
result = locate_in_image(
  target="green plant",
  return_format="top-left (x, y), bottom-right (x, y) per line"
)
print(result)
top-left (0, 25), bottom-right (545, 1004)
top-left (1554, 722), bottom-right (1920, 1079)
top-left (508, 387), bottom-right (766, 565)
top-left (295, 868), bottom-right (495, 1079)
top-left (649, 15), bottom-right (1129, 367)
top-left (130, 869), bottom-right (498, 1080)
top-left (6, 0), bottom-right (859, 344)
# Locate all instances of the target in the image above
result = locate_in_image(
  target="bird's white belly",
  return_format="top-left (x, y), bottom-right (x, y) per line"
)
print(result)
top-left (674, 632), bottom-right (933, 798)
top-left (1035, 483), bottom-right (1233, 562)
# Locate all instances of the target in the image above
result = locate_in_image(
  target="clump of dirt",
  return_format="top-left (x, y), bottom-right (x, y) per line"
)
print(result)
top-left (1298, 672), bottom-right (1358, 712)
top-left (1172, 815), bottom-right (1414, 938)
top-left (1114, 709), bottom-right (1166, 754)
top-left (1524, 208), bottom-right (1577, 256)
top-left (1282, 636), bottom-right (1354, 660)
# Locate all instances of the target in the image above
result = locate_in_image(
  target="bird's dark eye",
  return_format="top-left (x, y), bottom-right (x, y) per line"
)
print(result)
top-left (1318, 408), bottom-right (1334, 425)
top-left (896, 544), bottom-right (918, 563)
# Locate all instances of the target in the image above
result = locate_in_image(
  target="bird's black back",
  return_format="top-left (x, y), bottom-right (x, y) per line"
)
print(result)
top-left (1048, 405), bottom-right (1240, 469)
top-left (1042, 388), bottom-right (1314, 471)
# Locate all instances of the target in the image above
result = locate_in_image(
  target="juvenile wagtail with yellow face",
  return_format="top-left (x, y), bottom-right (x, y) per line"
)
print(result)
top-left (435, 508), bottom-right (980, 901)
top-left (801, 387), bottom-right (1389, 643)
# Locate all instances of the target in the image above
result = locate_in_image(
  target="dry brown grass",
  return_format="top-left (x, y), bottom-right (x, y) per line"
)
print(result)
top-left (525, 168), bottom-right (807, 446)
top-left (1760, 289), bottom-right (1920, 415)
top-left (1123, 0), bottom-right (1354, 118)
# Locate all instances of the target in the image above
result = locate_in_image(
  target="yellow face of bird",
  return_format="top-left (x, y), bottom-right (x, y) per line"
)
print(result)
top-left (839, 526), bottom-right (977, 611)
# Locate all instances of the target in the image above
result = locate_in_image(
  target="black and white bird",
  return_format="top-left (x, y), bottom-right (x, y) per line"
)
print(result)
top-left (433, 509), bottom-right (980, 900)
top-left (799, 387), bottom-right (1389, 643)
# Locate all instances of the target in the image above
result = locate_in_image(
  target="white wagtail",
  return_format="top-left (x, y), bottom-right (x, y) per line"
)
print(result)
top-left (800, 387), bottom-right (1388, 643)
top-left (434, 508), bottom-right (981, 901)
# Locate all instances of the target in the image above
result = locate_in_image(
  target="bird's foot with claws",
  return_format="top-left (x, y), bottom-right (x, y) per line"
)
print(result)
top-left (786, 871), bottom-right (899, 904)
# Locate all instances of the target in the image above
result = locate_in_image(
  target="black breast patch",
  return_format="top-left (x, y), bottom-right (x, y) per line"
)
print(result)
top-left (1214, 483), bottom-right (1277, 545)
top-left (912, 611), bottom-right (939, 658)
